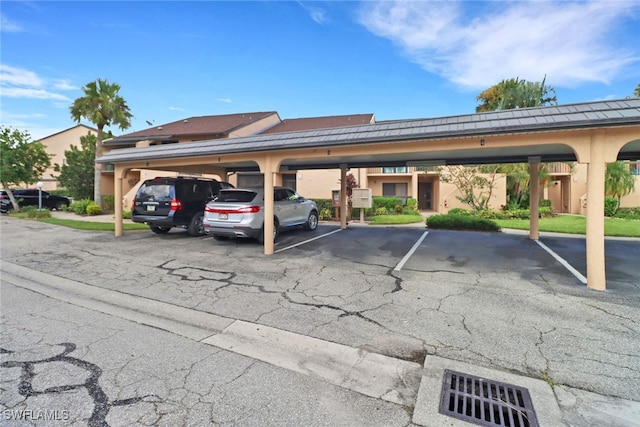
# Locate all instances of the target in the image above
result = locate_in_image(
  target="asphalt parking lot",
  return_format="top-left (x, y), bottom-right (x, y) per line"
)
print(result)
top-left (1, 216), bottom-right (639, 426)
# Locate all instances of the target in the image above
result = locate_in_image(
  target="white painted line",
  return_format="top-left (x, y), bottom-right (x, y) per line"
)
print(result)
top-left (394, 231), bottom-right (429, 271)
top-left (274, 228), bottom-right (342, 253)
top-left (535, 240), bottom-right (588, 285)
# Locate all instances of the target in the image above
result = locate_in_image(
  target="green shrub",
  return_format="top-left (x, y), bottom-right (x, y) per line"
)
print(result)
top-left (319, 208), bottom-right (334, 221)
top-left (426, 214), bottom-right (500, 232)
top-left (604, 197), bottom-right (619, 217)
top-left (448, 208), bottom-right (469, 216)
top-left (22, 206), bottom-right (52, 219)
top-left (86, 203), bottom-right (102, 216)
top-left (70, 199), bottom-right (93, 215)
top-left (375, 206), bottom-right (388, 216)
top-left (122, 210), bottom-right (132, 219)
top-left (102, 195), bottom-right (115, 212)
top-left (311, 199), bottom-right (333, 213)
top-left (613, 207), bottom-right (640, 220)
top-left (405, 198), bottom-right (418, 212)
top-left (372, 196), bottom-right (405, 212)
top-left (539, 199), bottom-right (552, 208)
top-left (394, 204), bottom-right (403, 214)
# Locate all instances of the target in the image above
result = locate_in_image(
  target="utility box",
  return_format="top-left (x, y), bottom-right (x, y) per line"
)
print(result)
top-left (351, 188), bottom-right (372, 208)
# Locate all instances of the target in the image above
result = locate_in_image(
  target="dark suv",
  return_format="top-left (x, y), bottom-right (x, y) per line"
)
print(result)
top-left (132, 177), bottom-right (232, 236)
top-left (0, 189), bottom-right (70, 213)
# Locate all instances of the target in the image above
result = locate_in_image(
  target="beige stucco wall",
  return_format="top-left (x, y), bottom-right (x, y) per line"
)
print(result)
top-left (37, 125), bottom-right (96, 191)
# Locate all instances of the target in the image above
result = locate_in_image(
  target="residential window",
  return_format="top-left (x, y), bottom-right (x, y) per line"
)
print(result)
top-left (382, 183), bottom-right (408, 197)
top-left (382, 167), bottom-right (408, 173)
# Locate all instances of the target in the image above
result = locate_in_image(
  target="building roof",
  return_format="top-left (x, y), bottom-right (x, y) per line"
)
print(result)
top-left (98, 99), bottom-right (640, 167)
top-left (261, 114), bottom-right (375, 134)
top-left (38, 124), bottom-right (98, 141)
top-left (105, 112), bottom-right (279, 145)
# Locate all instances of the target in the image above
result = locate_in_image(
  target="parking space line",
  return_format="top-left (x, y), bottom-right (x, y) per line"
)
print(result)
top-left (275, 228), bottom-right (343, 253)
top-left (535, 240), bottom-right (587, 285)
top-left (394, 231), bottom-right (429, 271)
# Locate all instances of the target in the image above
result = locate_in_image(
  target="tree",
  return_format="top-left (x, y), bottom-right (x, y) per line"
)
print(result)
top-left (634, 83), bottom-right (640, 98)
top-left (70, 78), bottom-right (132, 206)
top-left (476, 76), bottom-right (557, 112)
top-left (54, 132), bottom-right (97, 199)
top-left (439, 164), bottom-right (501, 210)
top-left (605, 161), bottom-right (635, 210)
top-left (0, 126), bottom-right (51, 211)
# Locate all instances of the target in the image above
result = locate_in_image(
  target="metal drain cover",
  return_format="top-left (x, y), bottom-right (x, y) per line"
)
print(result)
top-left (439, 369), bottom-right (539, 427)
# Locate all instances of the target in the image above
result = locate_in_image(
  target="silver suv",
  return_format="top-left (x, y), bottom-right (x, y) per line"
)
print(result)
top-left (203, 187), bottom-right (318, 243)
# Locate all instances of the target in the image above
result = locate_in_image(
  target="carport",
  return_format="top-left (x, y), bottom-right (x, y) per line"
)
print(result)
top-left (98, 99), bottom-right (640, 291)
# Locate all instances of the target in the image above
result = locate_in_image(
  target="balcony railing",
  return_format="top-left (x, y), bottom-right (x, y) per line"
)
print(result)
top-left (367, 166), bottom-right (439, 174)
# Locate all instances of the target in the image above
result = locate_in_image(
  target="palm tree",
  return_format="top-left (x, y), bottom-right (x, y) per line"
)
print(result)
top-left (605, 161), bottom-right (635, 208)
top-left (70, 79), bottom-right (132, 206)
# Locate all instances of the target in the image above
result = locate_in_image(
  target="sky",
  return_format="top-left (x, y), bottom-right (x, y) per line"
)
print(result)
top-left (1, 0), bottom-right (639, 141)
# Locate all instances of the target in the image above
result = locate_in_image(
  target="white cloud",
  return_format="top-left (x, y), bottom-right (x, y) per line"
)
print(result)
top-left (217, 98), bottom-right (233, 104)
top-left (358, 1), bottom-right (640, 89)
top-left (0, 87), bottom-right (72, 102)
top-left (298, 1), bottom-right (328, 25)
top-left (168, 106), bottom-right (185, 111)
top-left (52, 79), bottom-right (77, 90)
top-left (1, 14), bottom-right (23, 33)
top-left (0, 64), bottom-right (43, 87)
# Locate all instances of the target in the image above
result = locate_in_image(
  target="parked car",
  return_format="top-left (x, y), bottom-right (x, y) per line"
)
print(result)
top-left (203, 186), bottom-right (319, 243)
top-left (132, 176), bottom-right (233, 236)
top-left (0, 189), bottom-right (70, 213)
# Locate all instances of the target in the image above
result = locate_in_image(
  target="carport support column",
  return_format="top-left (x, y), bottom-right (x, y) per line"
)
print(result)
top-left (585, 134), bottom-right (607, 291)
top-left (340, 164), bottom-right (348, 229)
top-left (263, 156), bottom-right (276, 255)
top-left (528, 157), bottom-right (540, 240)
top-left (114, 166), bottom-right (125, 237)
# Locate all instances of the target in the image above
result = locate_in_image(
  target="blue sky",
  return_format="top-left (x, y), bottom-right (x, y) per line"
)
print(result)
top-left (1, 1), bottom-right (639, 140)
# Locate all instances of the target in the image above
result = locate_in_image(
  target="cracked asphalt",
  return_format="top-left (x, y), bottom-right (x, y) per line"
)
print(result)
top-left (1, 215), bottom-right (639, 426)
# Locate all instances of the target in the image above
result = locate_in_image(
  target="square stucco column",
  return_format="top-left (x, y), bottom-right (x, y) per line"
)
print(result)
top-left (529, 157), bottom-right (540, 240)
top-left (340, 165), bottom-right (348, 230)
top-left (585, 138), bottom-right (607, 291)
top-left (262, 157), bottom-right (276, 255)
top-left (114, 166), bottom-right (125, 237)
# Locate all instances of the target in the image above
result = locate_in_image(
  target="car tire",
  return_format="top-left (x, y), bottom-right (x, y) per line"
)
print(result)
top-left (212, 234), bottom-right (229, 241)
top-left (54, 202), bottom-right (65, 211)
top-left (150, 226), bottom-right (171, 234)
top-left (187, 213), bottom-right (205, 236)
top-left (258, 219), bottom-right (279, 244)
top-left (303, 211), bottom-right (318, 231)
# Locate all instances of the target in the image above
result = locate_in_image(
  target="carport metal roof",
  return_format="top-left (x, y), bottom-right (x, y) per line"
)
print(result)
top-left (102, 99), bottom-right (640, 292)
top-left (98, 99), bottom-right (640, 170)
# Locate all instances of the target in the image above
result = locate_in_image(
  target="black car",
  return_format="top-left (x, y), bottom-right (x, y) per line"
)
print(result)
top-left (132, 176), bottom-right (233, 236)
top-left (0, 189), bottom-right (70, 213)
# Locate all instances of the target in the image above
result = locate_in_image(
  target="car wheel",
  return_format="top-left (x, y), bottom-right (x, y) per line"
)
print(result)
top-left (187, 213), bottom-right (205, 236)
top-left (53, 202), bottom-right (65, 211)
top-left (213, 234), bottom-right (229, 241)
top-left (150, 226), bottom-right (171, 234)
top-left (303, 211), bottom-right (318, 231)
top-left (258, 219), bottom-right (279, 244)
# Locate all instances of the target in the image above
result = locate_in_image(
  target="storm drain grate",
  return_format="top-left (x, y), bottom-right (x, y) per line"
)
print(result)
top-left (439, 370), bottom-right (539, 427)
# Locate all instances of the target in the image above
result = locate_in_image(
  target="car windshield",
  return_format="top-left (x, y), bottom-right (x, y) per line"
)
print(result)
top-left (136, 183), bottom-right (174, 201)
top-left (216, 190), bottom-right (258, 203)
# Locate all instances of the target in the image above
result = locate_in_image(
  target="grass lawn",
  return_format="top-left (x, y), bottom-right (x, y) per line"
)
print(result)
top-left (369, 214), bottom-right (424, 225)
top-left (38, 217), bottom-right (149, 231)
top-left (494, 215), bottom-right (640, 238)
